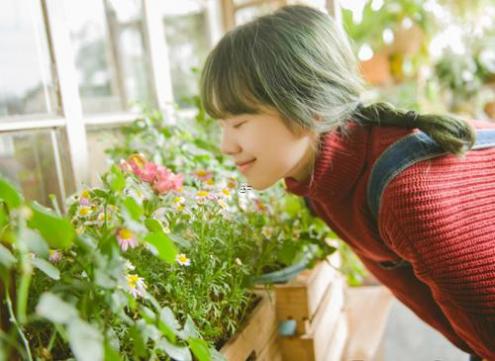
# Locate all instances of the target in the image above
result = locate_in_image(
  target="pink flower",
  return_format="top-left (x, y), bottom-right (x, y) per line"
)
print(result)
top-left (135, 162), bottom-right (158, 183)
top-left (116, 228), bottom-right (138, 252)
top-left (48, 250), bottom-right (62, 263)
top-left (153, 173), bottom-right (184, 194)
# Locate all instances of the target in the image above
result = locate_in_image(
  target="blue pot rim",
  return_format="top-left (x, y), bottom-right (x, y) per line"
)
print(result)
top-left (253, 244), bottom-right (319, 284)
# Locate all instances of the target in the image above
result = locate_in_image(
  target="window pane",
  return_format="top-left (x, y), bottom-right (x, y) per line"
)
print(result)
top-left (86, 127), bottom-right (125, 186)
top-left (235, 3), bottom-right (281, 25)
top-left (65, 0), bottom-right (153, 114)
top-left (0, 129), bottom-right (74, 208)
top-left (163, 2), bottom-right (210, 108)
top-left (0, 0), bottom-right (57, 118)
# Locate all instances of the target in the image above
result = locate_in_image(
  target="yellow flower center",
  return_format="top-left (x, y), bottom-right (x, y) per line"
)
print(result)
top-left (196, 190), bottom-right (209, 198)
top-left (127, 274), bottom-right (140, 289)
top-left (78, 207), bottom-right (91, 216)
top-left (118, 228), bottom-right (133, 240)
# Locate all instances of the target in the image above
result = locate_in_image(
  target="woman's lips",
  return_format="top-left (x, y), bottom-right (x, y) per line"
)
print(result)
top-left (237, 159), bottom-right (256, 173)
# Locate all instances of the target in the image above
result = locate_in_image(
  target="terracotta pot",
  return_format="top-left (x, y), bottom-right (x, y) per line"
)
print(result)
top-left (359, 51), bottom-right (393, 86)
top-left (389, 23), bottom-right (425, 56)
top-left (484, 101), bottom-right (495, 121)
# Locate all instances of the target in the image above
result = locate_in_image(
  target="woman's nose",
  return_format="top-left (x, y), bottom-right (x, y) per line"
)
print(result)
top-left (220, 129), bottom-right (241, 156)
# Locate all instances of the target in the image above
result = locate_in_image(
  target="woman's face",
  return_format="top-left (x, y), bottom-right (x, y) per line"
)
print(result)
top-left (219, 108), bottom-right (317, 190)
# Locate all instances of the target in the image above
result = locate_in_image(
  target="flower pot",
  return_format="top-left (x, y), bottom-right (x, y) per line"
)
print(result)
top-left (359, 51), bottom-right (393, 86)
top-left (253, 244), bottom-right (320, 284)
top-left (484, 100), bottom-right (495, 121)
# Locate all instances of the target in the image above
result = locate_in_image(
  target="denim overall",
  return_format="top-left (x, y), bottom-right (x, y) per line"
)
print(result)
top-left (366, 128), bottom-right (495, 361)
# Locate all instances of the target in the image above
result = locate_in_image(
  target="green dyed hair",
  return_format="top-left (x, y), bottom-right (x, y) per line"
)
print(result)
top-left (200, 4), bottom-right (476, 156)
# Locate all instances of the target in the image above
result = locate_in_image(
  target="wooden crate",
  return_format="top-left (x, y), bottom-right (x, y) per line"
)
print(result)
top-left (263, 251), bottom-right (341, 336)
top-left (342, 285), bottom-right (394, 361)
top-left (220, 290), bottom-right (280, 361)
top-left (279, 275), bottom-right (347, 361)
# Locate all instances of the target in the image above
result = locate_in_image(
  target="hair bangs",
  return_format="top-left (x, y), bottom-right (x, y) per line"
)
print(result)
top-left (200, 32), bottom-right (269, 120)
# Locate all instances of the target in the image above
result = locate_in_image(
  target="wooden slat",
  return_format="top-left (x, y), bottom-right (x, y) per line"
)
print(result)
top-left (272, 252), bottom-right (341, 335)
top-left (220, 290), bottom-right (277, 360)
top-left (279, 275), bottom-right (346, 361)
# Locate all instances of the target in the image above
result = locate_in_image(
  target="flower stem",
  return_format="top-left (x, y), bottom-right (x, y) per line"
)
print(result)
top-left (5, 291), bottom-right (33, 361)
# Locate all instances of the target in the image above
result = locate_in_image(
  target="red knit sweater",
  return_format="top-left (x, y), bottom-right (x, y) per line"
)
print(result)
top-left (284, 119), bottom-right (495, 360)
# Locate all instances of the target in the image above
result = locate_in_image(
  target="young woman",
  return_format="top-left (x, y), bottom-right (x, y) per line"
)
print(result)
top-left (200, 5), bottom-right (495, 361)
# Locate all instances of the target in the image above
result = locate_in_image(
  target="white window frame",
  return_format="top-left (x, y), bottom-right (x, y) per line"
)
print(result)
top-left (0, 0), bottom-right (342, 200)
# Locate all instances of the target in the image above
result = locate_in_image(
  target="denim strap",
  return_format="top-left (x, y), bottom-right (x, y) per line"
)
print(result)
top-left (367, 129), bottom-right (495, 222)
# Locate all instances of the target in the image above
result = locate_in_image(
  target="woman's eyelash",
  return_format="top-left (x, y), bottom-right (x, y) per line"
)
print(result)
top-left (234, 122), bottom-right (245, 129)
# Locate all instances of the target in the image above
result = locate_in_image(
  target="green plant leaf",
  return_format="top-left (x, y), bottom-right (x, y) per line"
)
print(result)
top-left (68, 318), bottom-right (104, 361)
top-left (182, 316), bottom-right (201, 340)
top-left (0, 244), bottom-right (16, 269)
top-left (33, 257), bottom-right (60, 280)
top-left (188, 338), bottom-right (211, 361)
top-left (144, 218), bottom-right (163, 233)
top-left (0, 177), bottom-right (22, 209)
top-left (36, 293), bottom-right (78, 324)
top-left (122, 196), bottom-right (143, 221)
top-left (28, 202), bottom-right (75, 250)
top-left (108, 165), bottom-right (126, 193)
top-left (104, 340), bottom-right (122, 361)
top-left (156, 338), bottom-right (192, 361)
top-left (144, 231), bottom-right (178, 264)
top-left (129, 325), bottom-right (147, 358)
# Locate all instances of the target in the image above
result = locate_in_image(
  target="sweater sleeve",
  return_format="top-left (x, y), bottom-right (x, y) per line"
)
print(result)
top-left (379, 205), bottom-right (495, 360)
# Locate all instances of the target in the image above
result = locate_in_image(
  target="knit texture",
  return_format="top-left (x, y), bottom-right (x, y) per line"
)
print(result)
top-left (284, 119), bottom-right (495, 360)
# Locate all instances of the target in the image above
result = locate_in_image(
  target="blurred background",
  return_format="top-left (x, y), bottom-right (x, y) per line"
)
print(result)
top-left (1, 1), bottom-right (494, 358)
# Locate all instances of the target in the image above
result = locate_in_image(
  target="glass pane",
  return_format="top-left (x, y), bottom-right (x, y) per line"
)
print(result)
top-left (235, 3), bottom-right (281, 25)
top-left (163, 1), bottom-right (210, 108)
top-left (65, 0), bottom-right (153, 114)
top-left (86, 127), bottom-right (125, 186)
top-left (0, 129), bottom-right (74, 208)
top-left (0, 0), bottom-right (57, 118)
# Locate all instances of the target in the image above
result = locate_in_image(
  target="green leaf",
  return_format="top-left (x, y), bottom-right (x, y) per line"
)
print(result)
top-left (144, 218), bottom-right (163, 233)
top-left (122, 196), bottom-right (143, 221)
top-left (188, 338), bottom-right (211, 361)
top-left (19, 227), bottom-right (49, 258)
top-left (129, 325), bottom-right (147, 358)
top-left (0, 244), bottom-right (16, 269)
top-left (33, 257), bottom-right (60, 280)
top-left (0, 177), bottom-right (22, 209)
top-left (160, 307), bottom-right (180, 334)
top-left (0, 206), bottom-right (7, 229)
top-left (182, 316), bottom-right (201, 340)
top-left (104, 340), bottom-right (122, 361)
top-left (28, 202), bottom-right (75, 250)
top-left (156, 338), bottom-right (192, 361)
top-left (68, 319), bottom-right (104, 361)
top-left (144, 231), bottom-right (178, 264)
top-left (108, 165), bottom-right (126, 193)
top-left (36, 293), bottom-right (78, 324)
top-left (209, 348), bottom-right (227, 361)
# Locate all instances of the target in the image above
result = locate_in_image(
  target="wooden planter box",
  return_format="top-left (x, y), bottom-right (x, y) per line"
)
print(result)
top-left (220, 290), bottom-right (282, 361)
top-left (263, 251), bottom-right (342, 336)
top-left (278, 275), bottom-right (347, 361)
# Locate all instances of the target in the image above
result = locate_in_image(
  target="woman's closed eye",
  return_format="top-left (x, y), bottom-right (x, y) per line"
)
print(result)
top-left (234, 121), bottom-right (246, 129)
